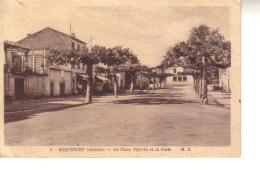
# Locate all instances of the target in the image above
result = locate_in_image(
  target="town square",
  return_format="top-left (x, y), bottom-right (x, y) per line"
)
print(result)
top-left (2, 5), bottom-right (231, 147)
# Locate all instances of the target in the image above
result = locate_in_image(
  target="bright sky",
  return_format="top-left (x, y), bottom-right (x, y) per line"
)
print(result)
top-left (1, 0), bottom-right (230, 67)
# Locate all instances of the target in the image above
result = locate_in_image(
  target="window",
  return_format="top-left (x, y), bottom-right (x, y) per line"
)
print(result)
top-left (173, 68), bottom-right (177, 73)
top-left (12, 55), bottom-right (22, 72)
top-left (34, 55), bottom-right (44, 73)
top-left (27, 55), bottom-right (33, 68)
top-left (77, 44), bottom-right (80, 50)
top-left (173, 76), bottom-right (177, 81)
top-left (178, 76), bottom-right (182, 81)
top-left (183, 76), bottom-right (187, 81)
top-left (72, 42), bottom-right (75, 49)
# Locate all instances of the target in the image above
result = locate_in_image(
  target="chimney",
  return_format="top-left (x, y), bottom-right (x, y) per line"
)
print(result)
top-left (70, 33), bottom-right (75, 37)
top-left (27, 34), bottom-right (32, 37)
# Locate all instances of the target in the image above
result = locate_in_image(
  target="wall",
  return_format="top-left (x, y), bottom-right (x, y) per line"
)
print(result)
top-left (48, 69), bottom-right (73, 96)
top-left (219, 67), bottom-right (231, 92)
top-left (4, 73), bottom-right (15, 99)
top-left (116, 72), bottom-right (125, 88)
top-left (24, 75), bottom-right (48, 96)
top-left (165, 66), bottom-right (193, 85)
top-left (18, 27), bottom-right (86, 51)
top-left (4, 73), bottom-right (49, 99)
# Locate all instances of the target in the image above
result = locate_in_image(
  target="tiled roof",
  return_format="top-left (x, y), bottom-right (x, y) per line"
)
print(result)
top-left (42, 27), bottom-right (86, 44)
top-left (17, 27), bottom-right (86, 49)
top-left (4, 40), bottom-right (31, 50)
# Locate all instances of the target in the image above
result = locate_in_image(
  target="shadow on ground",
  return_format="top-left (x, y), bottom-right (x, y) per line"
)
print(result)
top-left (113, 97), bottom-right (198, 105)
top-left (4, 103), bottom-right (85, 124)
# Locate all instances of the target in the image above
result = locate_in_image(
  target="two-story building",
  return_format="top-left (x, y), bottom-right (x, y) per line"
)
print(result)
top-left (4, 27), bottom-right (89, 100)
top-left (164, 64), bottom-right (193, 84)
top-left (17, 27), bottom-right (87, 97)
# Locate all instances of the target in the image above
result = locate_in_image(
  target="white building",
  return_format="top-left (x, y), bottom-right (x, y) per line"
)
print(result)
top-left (219, 67), bottom-right (231, 92)
top-left (164, 65), bottom-right (193, 84)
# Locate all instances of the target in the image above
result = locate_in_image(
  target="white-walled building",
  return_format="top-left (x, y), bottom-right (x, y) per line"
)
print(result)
top-left (164, 65), bottom-right (193, 84)
top-left (219, 67), bottom-right (231, 92)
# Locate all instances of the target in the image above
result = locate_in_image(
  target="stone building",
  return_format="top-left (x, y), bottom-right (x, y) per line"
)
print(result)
top-left (4, 27), bottom-right (88, 100)
top-left (17, 27), bottom-right (87, 97)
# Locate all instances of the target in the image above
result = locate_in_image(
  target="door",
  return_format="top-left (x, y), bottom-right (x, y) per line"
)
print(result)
top-left (15, 78), bottom-right (24, 99)
top-left (50, 81), bottom-right (54, 97)
top-left (60, 81), bottom-right (65, 96)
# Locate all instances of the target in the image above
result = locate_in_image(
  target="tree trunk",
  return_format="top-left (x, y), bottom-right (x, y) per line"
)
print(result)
top-left (130, 74), bottom-right (135, 95)
top-left (85, 64), bottom-right (93, 104)
top-left (152, 77), bottom-right (155, 90)
top-left (200, 76), bottom-right (203, 98)
top-left (201, 70), bottom-right (208, 104)
top-left (197, 77), bottom-right (200, 94)
top-left (113, 75), bottom-right (118, 98)
top-left (193, 76), bottom-right (197, 91)
top-left (201, 57), bottom-right (208, 104)
top-left (147, 78), bottom-right (150, 90)
top-left (196, 77), bottom-right (199, 93)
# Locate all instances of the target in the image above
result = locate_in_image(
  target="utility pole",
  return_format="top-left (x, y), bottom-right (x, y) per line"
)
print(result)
top-left (90, 36), bottom-right (94, 49)
top-left (69, 23), bottom-right (72, 35)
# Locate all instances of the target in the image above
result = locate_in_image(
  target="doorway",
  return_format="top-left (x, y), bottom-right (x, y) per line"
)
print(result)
top-left (15, 77), bottom-right (24, 99)
top-left (60, 81), bottom-right (65, 96)
top-left (50, 81), bottom-right (54, 97)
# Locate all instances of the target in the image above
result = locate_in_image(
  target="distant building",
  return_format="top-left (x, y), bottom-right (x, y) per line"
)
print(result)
top-left (164, 65), bottom-right (193, 84)
top-left (4, 27), bottom-right (88, 100)
top-left (219, 67), bottom-right (231, 92)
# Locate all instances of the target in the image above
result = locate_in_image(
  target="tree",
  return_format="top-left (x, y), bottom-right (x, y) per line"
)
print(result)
top-left (47, 47), bottom-right (99, 104)
top-left (100, 46), bottom-right (140, 97)
top-left (163, 25), bottom-right (231, 104)
top-left (187, 25), bottom-right (231, 104)
top-left (123, 64), bottom-right (149, 94)
top-left (99, 46), bottom-right (126, 97)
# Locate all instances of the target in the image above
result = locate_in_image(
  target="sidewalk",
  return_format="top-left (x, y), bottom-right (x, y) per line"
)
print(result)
top-left (208, 91), bottom-right (231, 109)
top-left (4, 96), bottom-right (86, 113)
top-left (4, 90), bottom-right (149, 113)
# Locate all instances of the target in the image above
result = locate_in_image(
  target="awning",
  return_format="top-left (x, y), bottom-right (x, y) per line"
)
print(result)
top-left (96, 76), bottom-right (111, 83)
top-left (78, 74), bottom-right (88, 80)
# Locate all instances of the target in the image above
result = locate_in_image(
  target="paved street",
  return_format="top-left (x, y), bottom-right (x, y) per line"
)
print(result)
top-left (5, 84), bottom-right (230, 146)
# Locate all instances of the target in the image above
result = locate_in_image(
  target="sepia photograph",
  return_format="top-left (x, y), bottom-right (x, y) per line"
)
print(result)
top-left (0, 0), bottom-right (240, 157)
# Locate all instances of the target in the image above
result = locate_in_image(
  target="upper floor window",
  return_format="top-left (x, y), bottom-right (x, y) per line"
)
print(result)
top-left (77, 44), bottom-right (80, 50)
top-left (173, 68), bottom-right (177, 73)
top-left (12, 54), bottom-right (22, 72)
top-left (72, 42), bottom-right (75, 49)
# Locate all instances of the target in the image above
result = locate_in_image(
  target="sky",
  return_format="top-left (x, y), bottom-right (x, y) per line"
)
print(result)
top-left (1, 0), bottom-right (230, 67)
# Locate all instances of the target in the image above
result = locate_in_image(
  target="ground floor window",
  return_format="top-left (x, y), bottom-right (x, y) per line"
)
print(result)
top-left (183, 76), bottom-right (187, 81)
top-left (173, 76), bottom-right (177, 81)
top-left (178, 76), bottom-right (182, 81)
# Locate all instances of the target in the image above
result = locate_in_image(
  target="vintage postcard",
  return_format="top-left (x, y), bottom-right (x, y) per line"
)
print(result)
top-left (0, 0), bottom-right (240, 157)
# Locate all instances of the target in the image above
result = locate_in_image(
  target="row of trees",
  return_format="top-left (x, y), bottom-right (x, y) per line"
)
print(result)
top-left (46, 45), bottom-right (150, 104)
top-left (162, 25), bottom-right (231, 104)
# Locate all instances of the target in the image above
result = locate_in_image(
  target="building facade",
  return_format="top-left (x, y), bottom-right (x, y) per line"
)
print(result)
top-left (4, 27), bottom-right (88, 100)
top-left (164, 65), bottom-right (193, 84)
top-left (219, 67), bottom-right (231, 92)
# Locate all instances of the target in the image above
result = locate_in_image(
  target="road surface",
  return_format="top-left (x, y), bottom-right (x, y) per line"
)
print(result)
top-left (5, 84), bottom-right (230, 146)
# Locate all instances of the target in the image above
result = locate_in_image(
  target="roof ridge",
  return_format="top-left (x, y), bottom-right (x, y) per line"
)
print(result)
top-left (18, 27), bottom-right (86, 44)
